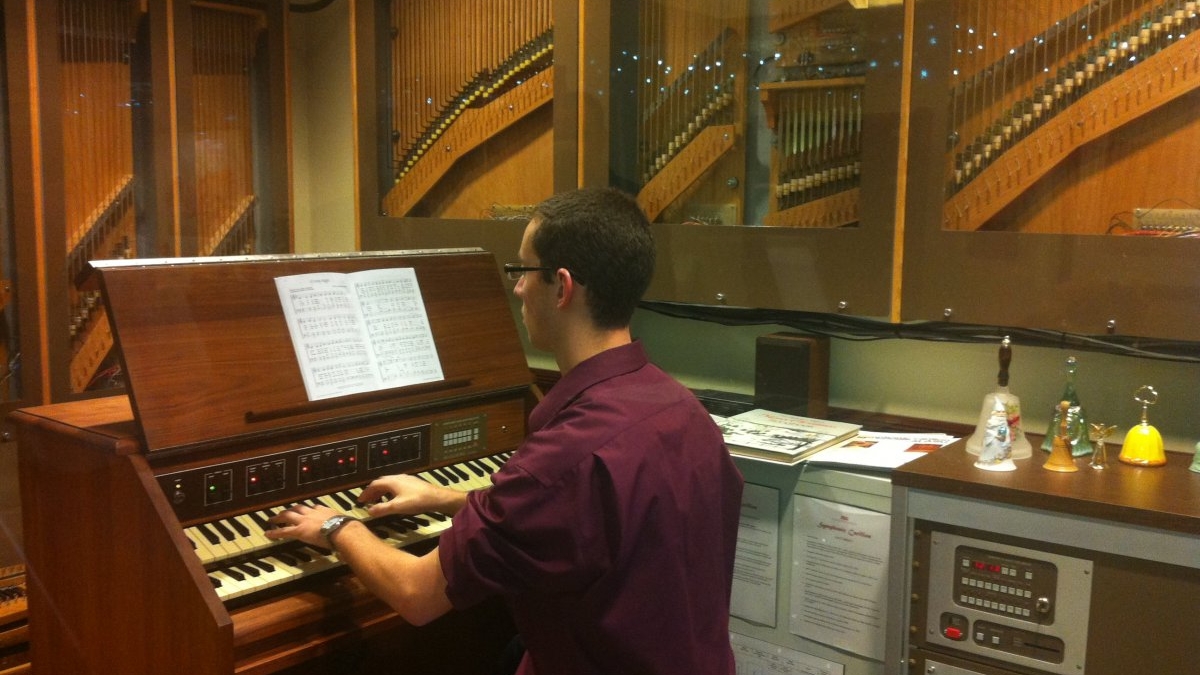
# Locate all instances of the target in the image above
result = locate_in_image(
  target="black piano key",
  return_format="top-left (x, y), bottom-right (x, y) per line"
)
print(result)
top-left (198, 523), bottom-right (222, 546)
top-left (248, 510), bottom-right (272, 531)
top-left (223, 566), bottom-right (245, 582)
top-left (465, 460), bottom-right (486, 477)
top-left (448, 464), bottom-right (470, 481)
top-left (372, 526), bottom-right (401, 541)
top-left (209, 575), bottom-right (223, 589)
top-left (355, 488), bottom-right (383, 503)
top-left (211, 519), bottom-right (237, 542)
top-left (248, 558), bottom-right (275, 574)
top-left (235, 563), bottom-right (261, 578)
top-left (291, 548), bottom-right (313, 563)
top-left (274, 551), bottom-right (298, 566)
top-left (427, 512), bottom-right (447, 522)
top-left (329, 491), bottom-right (355, 510)
top-left (228, 517), bottom-right (251, 538)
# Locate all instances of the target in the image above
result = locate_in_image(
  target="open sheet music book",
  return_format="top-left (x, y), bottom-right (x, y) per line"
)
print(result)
top-left (275, 268), bottom-right (444, 401)
top-left (713, 408), bottom-right (862, 466)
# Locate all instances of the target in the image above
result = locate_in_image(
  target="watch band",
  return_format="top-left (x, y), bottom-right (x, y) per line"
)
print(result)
top-left (319, 514), bottom-right (357, 547)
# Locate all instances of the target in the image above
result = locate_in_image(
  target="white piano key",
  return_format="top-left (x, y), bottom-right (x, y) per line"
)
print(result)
top-left (185, 527), bottom-right (218, 564)
top-left (197, 522), bottom-right (242, 558)
top-left (210, 568), bottom-right (255, 601)
top-left (238, 558), bottom-right (292, 593)
top-left (213, 517), bottom-right (255, 553)
top-left (233, 514), bottom-right (273, 549)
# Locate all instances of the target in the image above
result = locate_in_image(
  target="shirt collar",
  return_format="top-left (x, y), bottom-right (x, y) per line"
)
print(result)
top-left (528, 341), bottom-right (648, 432)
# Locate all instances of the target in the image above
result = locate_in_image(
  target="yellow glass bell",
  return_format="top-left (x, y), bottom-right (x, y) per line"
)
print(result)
top-left (1118, 385), bottom-right (1166, 467)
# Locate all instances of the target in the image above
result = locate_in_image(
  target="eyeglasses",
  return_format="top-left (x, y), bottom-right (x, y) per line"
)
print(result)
top-left (503, 263), bottom-right (556, 281)
top-left (503, 263), bottom-right (585, 285)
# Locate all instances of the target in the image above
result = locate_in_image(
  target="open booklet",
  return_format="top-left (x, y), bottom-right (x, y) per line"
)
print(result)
top-left (713, 408), bottom-right (862, 466)
top-left (275, 267), bottom-right (445, 401)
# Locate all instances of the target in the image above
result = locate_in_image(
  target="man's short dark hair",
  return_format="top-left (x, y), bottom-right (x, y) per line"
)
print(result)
top-left (530, 188), bottom-right (655, 329)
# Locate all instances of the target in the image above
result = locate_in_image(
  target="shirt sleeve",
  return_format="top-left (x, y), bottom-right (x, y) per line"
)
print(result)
top-left (439, 428), bottom-right (613, 609)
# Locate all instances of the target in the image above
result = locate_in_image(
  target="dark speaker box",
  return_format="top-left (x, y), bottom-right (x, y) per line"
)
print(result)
top-left (753, 333), bottom-right (830, 418)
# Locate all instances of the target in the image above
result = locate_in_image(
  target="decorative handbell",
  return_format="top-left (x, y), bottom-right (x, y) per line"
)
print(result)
top-left (1043, 400), bottom-right (1079, 472)
top-left (1118, 385), bottom-right (1166, 467)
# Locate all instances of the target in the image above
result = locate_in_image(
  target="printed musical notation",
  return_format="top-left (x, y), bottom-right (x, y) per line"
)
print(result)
top-left (275, 268), bottom-right (444, 401)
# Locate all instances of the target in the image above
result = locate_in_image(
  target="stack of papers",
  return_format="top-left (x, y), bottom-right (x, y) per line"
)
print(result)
top-left (804, 431), bottom-right (958, 470)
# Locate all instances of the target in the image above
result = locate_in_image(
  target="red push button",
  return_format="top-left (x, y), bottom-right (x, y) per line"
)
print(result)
top-left (944, 626), bottom-right (964, 640)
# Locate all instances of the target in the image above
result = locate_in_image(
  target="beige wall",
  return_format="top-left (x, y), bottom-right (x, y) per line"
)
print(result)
top-left (290, 0), bottom-right (357, 254)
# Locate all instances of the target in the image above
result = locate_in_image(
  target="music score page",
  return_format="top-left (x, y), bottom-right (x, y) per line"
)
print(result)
top-left (275, 267), bottom-right (444, 401)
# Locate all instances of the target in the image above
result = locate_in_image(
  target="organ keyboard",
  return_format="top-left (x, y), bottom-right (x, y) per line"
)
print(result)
top-left (13, 250), bottom-right (531, 675)
top-left (195, 452), bottom-right (510, 603)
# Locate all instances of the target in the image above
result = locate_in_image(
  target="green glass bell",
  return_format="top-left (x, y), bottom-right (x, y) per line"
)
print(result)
top-left (1041, 356), bottom-right (1093, 457)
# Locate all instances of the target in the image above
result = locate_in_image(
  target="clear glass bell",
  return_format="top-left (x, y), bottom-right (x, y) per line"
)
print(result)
top-left (1040, 356), bottom-right (1093, 457)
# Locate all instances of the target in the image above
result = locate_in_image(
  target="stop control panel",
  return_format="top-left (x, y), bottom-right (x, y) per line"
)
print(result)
top-left (921, 530), bottom-right (1093, 675)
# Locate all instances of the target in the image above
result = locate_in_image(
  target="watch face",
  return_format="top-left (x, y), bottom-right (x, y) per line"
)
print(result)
top-left (321, 516), bottom-right (348, 538)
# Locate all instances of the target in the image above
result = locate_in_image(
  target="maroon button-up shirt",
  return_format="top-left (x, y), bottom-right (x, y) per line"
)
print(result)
top-left (440, 341), bottom-right (744, 675)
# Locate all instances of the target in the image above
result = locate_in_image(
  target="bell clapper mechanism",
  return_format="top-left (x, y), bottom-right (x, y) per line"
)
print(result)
top-left (967, 336), bottom-right (1032, 459)
top-left (1118, 385), bottom-right (1166, 467)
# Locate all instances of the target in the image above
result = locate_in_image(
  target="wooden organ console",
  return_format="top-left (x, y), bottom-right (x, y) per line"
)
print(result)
top-left (12, 250), bottom-right (529, 674)
top-left (382, 0), bottom-right (555, 219)
top-left (938, 0), bottom-right (1200, 234)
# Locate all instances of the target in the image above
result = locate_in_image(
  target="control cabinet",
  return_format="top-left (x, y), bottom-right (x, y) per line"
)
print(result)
top-left (887, 445), bottom-right (1200, 675)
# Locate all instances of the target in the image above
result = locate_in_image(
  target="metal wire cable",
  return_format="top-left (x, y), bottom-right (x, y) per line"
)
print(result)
top-left (639, 301), bottom-right (1200, 364)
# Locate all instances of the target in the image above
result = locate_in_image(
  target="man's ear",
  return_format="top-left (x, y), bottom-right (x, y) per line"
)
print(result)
top-left (555, 268), bottom-right (578, 306)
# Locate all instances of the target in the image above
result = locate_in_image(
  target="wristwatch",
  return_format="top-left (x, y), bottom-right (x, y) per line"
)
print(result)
top-left (318, 514), bottom-right (358, 547)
